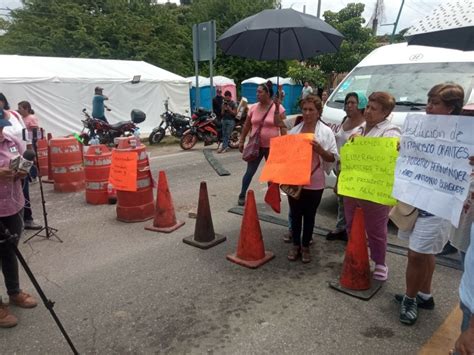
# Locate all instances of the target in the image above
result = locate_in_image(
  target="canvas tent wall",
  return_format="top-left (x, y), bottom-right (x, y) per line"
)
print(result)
top-left (0, 55), bottom-right (190, 136)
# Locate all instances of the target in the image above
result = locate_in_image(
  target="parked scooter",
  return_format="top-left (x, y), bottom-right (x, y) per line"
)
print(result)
top-left (80, 108), bottom-right (145, 146)
top-left (148, 98), bottom-right (191, 145)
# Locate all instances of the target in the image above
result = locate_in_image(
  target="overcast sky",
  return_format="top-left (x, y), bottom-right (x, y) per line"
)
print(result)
top-left (0, 0), bottom-right (442, 35)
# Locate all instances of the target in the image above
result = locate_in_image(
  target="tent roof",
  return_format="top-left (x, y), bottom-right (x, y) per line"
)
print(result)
top-left (266, 76), bottom-right (295, 85)
top-left (212, 75), bottom-right (235, 85)
top-left (0, 55), bottom-right (188, 83)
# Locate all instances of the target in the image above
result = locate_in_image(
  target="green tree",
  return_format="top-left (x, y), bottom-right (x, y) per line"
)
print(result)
top-left (311, 3), bottom-right (377, 74)
top-left (286, 61), bottom-right (326, 87)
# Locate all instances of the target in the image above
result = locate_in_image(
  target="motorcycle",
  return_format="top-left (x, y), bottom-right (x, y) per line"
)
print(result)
top-left (148, 98), bottom-right (191, 145)
top-left (179, 108), bottom-right (241, 150)
top-left (80, 108), bottom-right (146, 146)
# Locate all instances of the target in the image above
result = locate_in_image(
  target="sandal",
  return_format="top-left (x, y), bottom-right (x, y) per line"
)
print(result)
top-left (373, 264), bottom-right (388, 281)
top-left (287, 246), bottom-right (300, 261)
top-left (301, 247), bottom-right (311, 263)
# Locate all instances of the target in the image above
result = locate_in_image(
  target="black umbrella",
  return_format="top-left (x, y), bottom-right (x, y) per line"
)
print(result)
top-left (217, 8), bottom-right (343, 85)
top-left (405, 0), bottom-right (474, 51)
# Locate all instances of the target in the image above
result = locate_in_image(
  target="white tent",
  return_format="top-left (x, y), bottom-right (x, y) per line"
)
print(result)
top-left (0, 55), bottom-right (191, 135)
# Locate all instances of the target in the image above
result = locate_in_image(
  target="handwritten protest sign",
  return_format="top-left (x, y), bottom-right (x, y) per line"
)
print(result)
top-left (109, 151), bottom-right (138, 192)
top-left (392, 114), bottom-right (473, 227)
top-left (260, 134), bottom-right (314, 185)
top-left (338, 137), bottom-right (399, 206)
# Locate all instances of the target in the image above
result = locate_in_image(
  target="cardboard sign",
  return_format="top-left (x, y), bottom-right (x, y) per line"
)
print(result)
top-left (109, 151), bottom-right (138, 192)
top-left (260, 134), bottom-right (314, 185)
top-left (392, 114), bottom-right (474, 227)
top-left (338, 137), bottom-right (399, 206)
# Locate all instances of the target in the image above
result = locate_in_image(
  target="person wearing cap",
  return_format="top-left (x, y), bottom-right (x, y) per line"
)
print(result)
top-left (0, 113), bottom-right (38, 328)
top-left (326, 91), bottom-right (367, 243)
top-left (92, 86), bottom-right (109, 123)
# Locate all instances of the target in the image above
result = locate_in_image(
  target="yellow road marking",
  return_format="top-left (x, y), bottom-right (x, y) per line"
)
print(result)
top-left (419, 305), bottom-right (462, 355)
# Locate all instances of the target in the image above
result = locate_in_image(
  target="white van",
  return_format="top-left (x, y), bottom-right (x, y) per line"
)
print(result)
top-left (322, 42), bottom-right (474, 187)
top-left (323, 42), bottom-right (474, 128)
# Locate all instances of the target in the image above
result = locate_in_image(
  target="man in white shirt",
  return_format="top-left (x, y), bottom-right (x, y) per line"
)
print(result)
top-left (301, 81), bottom-right (313, 99)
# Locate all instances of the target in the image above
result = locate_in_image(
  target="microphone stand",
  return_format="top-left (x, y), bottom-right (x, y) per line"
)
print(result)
top-left (0, 225), bottom-right (78, 354)
top-left (24, 131), bottom-right (61, 243)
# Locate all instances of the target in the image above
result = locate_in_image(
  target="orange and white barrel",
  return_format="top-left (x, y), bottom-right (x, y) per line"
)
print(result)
top-left (50, 137), bottom-right (85, 192)
top-left (84, 145), bottom-right (111, 204)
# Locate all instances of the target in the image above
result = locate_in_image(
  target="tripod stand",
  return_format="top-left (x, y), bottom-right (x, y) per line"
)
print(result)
top-left (0, 224), bottom-right (78, 354)
top-left (23, 131), bottom-right (61, 243)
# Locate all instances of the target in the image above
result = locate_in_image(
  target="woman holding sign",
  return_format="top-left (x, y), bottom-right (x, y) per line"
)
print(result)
top-left (237, 84), bottom-right (286, 206)
top-left (283, 94), bottom-right (337, 263)
top-left (396, 83), bottom-right (465, 326)
top-left (343, 92), bottom-right (401, 281)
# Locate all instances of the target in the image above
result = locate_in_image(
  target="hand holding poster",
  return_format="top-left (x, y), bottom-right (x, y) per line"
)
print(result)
top-left (338, 137), bottom-right (399, 205)
top-left (109, 150), bottom-right (138, 192)
top-left (392, 114), bottom-right (474, 227)
top-left (259, 134), bottom-right (314, 185)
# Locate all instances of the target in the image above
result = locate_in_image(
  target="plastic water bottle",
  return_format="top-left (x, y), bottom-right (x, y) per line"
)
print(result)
top-left (90, 135), bottom-right (99, 145)
top-left (134, 128), bottom-right (141, 145)
top-left (107, 183), bottom-right (117, 204)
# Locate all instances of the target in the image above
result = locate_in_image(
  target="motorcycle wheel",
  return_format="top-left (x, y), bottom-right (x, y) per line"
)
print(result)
top-left (148, 128), bottom-right (165, 145)
top-left (229, 130), bottom-right (241, 149)
top-left (180, 134), bottom-right (198, 150)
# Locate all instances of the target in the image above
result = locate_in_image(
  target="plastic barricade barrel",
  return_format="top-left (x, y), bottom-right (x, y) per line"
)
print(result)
top-left (36, 138), bottom-right (49, 177)
top-left (84, 145), bottom-right (111, 204)
top-left (50, 137), bottom-right (85, 192)
top-left (115, 138), bottom-right (155, 222)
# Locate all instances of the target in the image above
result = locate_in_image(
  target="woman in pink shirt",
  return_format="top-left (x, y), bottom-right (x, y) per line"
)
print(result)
top-left (17, 101), bottom-right (39, 134)
top-left (0, 115), bottom-right (38, 328)
top-left (237, 84), bottom-right (286, 206)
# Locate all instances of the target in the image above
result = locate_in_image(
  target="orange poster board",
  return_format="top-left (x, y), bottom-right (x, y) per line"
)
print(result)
top-left (259, 133), bottom-right (314, 185)
top-left (109, 150), bottom-right (138, 192)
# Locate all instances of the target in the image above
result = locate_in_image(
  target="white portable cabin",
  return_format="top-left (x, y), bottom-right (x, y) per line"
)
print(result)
top-left (0, 55), bottom-right (190, 136)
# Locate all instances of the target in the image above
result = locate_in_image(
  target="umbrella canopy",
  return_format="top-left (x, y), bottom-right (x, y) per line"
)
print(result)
top-left (405, 0), bottom-right (474, 51)
top-left (217, 8), bottom-right (343, 61)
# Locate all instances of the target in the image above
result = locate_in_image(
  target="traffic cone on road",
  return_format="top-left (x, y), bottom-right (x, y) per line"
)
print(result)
top-left (227, 190), bottom-right (274, 268)
top-left (183, 182), bottom-right (226, 249)
top-left (339, 207), bottom-right (371, 290)
top-left (145, 171), bottom-right (184, 233)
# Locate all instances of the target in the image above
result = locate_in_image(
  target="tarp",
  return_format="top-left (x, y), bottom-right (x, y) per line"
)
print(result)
top-left (0, 55), bottom-right (191, 135)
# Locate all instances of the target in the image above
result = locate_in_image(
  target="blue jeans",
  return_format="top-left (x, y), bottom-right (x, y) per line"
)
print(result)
top-left (239, 147), bottom-right (269, 199)
top-left (0, 211), bottom-right (23, 296)
top-left (22, 178), bottom-right (33, 222)
top-left (221, 119), bottom-right (235, 149)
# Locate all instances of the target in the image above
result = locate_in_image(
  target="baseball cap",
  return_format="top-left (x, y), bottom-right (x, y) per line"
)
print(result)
top-left (95, 86), bottom-right (104, 91)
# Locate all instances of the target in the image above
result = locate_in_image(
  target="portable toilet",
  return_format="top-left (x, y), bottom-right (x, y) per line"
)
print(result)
top-left (241, 77), bottom-right (266, 104)
top-left (213, 76), bottom-right (237, 101)
top-left (266, 77), bottom-right (300, 114)
top-left (186, 76), bottom-right (212, 111)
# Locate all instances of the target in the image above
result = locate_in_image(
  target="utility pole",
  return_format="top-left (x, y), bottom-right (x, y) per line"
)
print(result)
top-left (317, 0), bottom-right (321, 18)
top-left (391, 0), bottom-right (405, 43)
top-left (372, 0), bottom-right (379, 36)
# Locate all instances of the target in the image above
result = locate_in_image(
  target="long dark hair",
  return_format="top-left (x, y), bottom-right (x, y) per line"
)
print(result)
top-left (258, 83), bottom-right (273, 98)
top-left (0, 93), bottom-right (10, 110)
top-left (18, 101), bottom-right (35, 115)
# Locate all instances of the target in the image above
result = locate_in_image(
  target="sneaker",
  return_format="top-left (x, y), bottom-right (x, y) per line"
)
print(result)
top-left (237, 197), bottom-right (245, 206)
top-left (437, 242), bottom-right (458, 256)
top-left (287, 246), bottom-right (300, 261)
top-left (9, 292), bottom-right (38, 309)
top-left (399, 295), bottom-right (418, 325)
top-left (394, 294), bottom-right (435, 310)
top-left (217, 147), bottom-right (224, 154)
top-left (326, 230), bottom-right (348, 241)
top-left (24, 220), bottom-right (42, 230)
top-left (283, 231), bottom-right (293, 243)
top-left (223, 148), bottom-right (230, 153)
top-left (301, 247), bottom-right (311, 263)
top-left (0, 303), bottom-right (17, 328)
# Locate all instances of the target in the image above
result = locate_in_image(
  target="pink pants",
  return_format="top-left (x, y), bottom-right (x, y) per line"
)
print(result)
top-left (343, 196), bottom-right (390, 266)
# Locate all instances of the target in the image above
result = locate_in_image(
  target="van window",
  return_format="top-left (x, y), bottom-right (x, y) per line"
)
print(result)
top-left (328, 63), bottom-right (474, 110)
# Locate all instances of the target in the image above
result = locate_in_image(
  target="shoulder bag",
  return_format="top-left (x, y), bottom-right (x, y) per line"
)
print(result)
top-left (242, 103), bottom-right (273, 162)
top-left (389, 201), bottom-right (418, 232)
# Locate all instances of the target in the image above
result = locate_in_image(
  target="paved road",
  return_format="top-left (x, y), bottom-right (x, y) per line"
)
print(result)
top-left (1, 143), bottom-right (462, 354)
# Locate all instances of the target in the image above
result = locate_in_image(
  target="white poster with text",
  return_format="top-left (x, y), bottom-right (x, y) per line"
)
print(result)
top-left (392, 114), bottom-right (474, 227)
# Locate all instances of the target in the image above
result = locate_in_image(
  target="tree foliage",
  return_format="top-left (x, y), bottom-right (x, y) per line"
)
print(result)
top-left (310, 3), bottom-right (377, 74)
top-left (286, 61), bottom-right (326, 87)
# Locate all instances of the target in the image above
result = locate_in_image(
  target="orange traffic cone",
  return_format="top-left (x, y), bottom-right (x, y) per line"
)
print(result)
top-left (339, 207), bottom-right (371, 290)
top-left (183, 182), bottom-right (226, 249)
top-left (227, 190), bottom-right (274, 268)
top-left (145, 171), bottom-right (185, 233)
